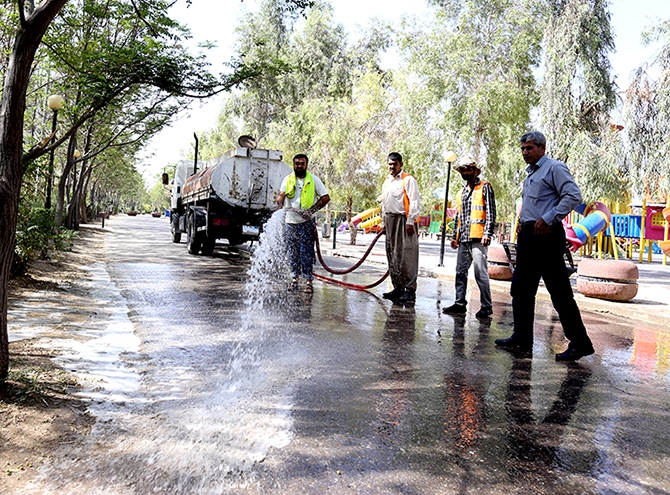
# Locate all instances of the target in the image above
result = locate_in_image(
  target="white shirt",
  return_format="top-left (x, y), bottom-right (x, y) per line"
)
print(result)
top-left (381, 171), bottom-right (420, 224)
top-left (280, 173), bottom-right (328, 224)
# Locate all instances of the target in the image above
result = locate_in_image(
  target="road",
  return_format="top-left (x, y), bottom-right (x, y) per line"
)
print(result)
top-left (18, 214), bottom-right (670, 494)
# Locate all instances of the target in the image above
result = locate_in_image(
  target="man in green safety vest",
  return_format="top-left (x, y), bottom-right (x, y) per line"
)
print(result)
top-left (277, 154), bottom-right (330, 293)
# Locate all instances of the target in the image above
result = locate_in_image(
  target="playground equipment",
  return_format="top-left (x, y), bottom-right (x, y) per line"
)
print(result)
top-left (661, 206), bottom-right (670, 256)
top-left (600, 200), bottom-right (670, 263)
top-left (360, 207), bottom-right (382, 233)
top-left (338, 206), bottom-right (381, 233)
top-left (427, 206), bottom-right (457, 237)
top-left (565, 202), bottom-right (613, 252)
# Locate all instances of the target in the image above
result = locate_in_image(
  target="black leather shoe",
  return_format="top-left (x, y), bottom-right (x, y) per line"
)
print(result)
top-left (555, 346), bottom-right (595, 362)
top-left (383, 288), bottom-right (404, 300)
top-left (494, 335), bottom-right (532, 351)
top-left (442, 303), bottom-right (466, 315)
top-left (395, 290), bottom-right (416, 305)
top-left (475, 307), bottom-right (493, 319)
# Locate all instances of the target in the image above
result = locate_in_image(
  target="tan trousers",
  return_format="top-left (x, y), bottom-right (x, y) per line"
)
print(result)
top-left (384, 213), bottom-right (419, 291)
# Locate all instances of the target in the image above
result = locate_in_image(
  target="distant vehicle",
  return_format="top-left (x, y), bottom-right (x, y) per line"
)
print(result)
top-left (165, 137), bottom-right (291, 255)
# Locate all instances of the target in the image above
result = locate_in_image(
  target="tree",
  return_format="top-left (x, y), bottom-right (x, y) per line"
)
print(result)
top-left (397, 0), bottom-right (544, 220)
top-left (624, 20), bottom-right (670, 199)
top-left (540, 0), bottom-right (625, 203)
top-left (0, 0), bottom-right (71, 381)
top-left (267, 69), bottom-right (392, 244)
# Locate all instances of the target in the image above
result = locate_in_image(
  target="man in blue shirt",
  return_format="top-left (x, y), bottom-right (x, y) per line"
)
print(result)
top-left (495, 131), bottom-right (594, 361)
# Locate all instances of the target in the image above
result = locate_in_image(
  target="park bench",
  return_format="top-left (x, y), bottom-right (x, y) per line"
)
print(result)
top-left (502, 241), bottom-right (577, 277)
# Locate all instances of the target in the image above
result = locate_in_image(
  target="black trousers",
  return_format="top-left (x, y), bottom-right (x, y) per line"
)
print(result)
top-left (511, 222), bottom-right (593, 350)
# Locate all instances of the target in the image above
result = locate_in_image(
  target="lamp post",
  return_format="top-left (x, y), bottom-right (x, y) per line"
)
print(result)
top-left (45, 94), bottom-right (65, 209)
top-left (438, 151), bottom-right (457, 267)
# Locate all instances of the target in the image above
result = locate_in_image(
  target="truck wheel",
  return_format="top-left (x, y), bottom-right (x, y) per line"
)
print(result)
top-left (187, 222), bottom-right (201, 254)
top-left (200, 237), bottom-right (215, 256)
top-left (171, 215), bottom-right (181, 243)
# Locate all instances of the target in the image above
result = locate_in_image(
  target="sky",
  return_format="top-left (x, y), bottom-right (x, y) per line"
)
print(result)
top-left (139, 0), bottom-right (670, 183)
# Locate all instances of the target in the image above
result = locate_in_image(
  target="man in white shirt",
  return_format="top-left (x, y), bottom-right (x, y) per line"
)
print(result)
top-left (277, 154), bottom-right (330, 293)
top-left (380, 152), bottom-right (421, 305)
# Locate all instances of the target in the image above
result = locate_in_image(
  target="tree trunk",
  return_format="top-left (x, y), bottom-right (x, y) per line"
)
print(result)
top-left (79, 165), bottom-right (92, 224)
top-left (347, 193), bottom-right (357, 245)
top-left (0, 0), bottom-right (69, 381)
top-left (58, 134), bottom-right (77, 228)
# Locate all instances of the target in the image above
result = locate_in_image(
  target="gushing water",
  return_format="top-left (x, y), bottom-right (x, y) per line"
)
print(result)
top-left (244, 208), bottom-right (290, 308)
top-left (228, 209), bottom-right (292, 387)
top-left (18, 212), bottom-right (304, 494)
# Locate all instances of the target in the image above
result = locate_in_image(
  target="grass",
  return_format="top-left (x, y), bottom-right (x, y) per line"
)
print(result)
top-left (0, 357), bottom-right (77, 407)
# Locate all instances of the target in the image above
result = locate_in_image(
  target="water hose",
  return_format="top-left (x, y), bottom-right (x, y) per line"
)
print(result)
top-left (283, 208), bottom-right (390, 291)
top-left (311, 221), bottom-right (390, 290)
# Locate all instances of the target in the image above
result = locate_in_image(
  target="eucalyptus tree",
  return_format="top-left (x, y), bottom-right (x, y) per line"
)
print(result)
top-left (198, 99), bottom-right (242, 161)
top-left (198, 0), bottom-right (390, 245)
top-left (231, 0), bottom-right (370, 141)
top-left (624, 20), bottom-right (670, 199)
top-left (540, 0), bottom-right (624, 203)
top-left (397, 0), bottom-right (544, 220)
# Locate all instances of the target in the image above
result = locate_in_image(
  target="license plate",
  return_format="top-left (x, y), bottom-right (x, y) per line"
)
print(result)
top-left (242, 225), bottom-right (260, 236)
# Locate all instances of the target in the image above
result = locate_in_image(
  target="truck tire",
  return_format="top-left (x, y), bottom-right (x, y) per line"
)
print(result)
top-left (200, 237), bottom-right (216, 256)
top-left (187, 221), bottom-right (201, 255)
top-left (171, 215), bottom-right (181, 243)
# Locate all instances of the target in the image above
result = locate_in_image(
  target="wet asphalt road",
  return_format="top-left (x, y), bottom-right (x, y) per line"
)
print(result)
top-left (26, 214), bottom-right (670, 494)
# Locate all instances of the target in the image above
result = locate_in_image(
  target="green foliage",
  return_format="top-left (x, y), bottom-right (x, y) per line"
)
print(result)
top-left (13, 202), bottom-right (77, 277)
top-left (625, 20), bottom-right (670, 198)
top-left (147, 179), bottom-right (170, 212)
top-left (540, 0), bottom-right (625, 201)
top-left (198, 100), bottom-right (242, 160)
top-left (396, 0), bottom-right (544, 220)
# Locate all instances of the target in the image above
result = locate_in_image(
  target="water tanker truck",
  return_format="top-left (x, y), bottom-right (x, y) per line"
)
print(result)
top-left (166, 139), bottom-right (291, 255)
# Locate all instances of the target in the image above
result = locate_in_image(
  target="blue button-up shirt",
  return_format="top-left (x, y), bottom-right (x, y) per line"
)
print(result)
top-left (519, 154), bottom-right (582, 225)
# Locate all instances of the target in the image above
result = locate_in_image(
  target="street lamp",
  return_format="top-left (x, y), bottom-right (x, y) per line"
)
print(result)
top-left (438, 150), bottom-right (457, 267)
top-left (45, 94), bottom-right (65, 209)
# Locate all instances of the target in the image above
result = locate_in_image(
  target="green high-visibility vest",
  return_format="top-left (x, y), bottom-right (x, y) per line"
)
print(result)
top-left (285, 171), bottom-right (315, 209)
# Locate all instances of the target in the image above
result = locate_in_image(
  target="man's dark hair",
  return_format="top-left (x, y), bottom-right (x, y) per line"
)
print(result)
top-left (387, 152), bottom-right (403, 163)
top-left (293, 153), bottom-right (309, 165)
top-left (520, 131), bottom-right (546, 146)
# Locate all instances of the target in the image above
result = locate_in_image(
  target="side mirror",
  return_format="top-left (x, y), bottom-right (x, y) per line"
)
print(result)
top-left (161, 173), bottom-right (169, 185)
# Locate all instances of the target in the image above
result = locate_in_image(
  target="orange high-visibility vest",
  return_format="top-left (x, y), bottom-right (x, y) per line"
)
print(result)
top-left (456, 181), bottom-right (489, 240)
top-left (401, 171), bottom-right (413, 218)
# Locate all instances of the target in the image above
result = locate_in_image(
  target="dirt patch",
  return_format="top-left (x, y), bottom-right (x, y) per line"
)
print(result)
top-left (1, 226), bottom-right (104, 490)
